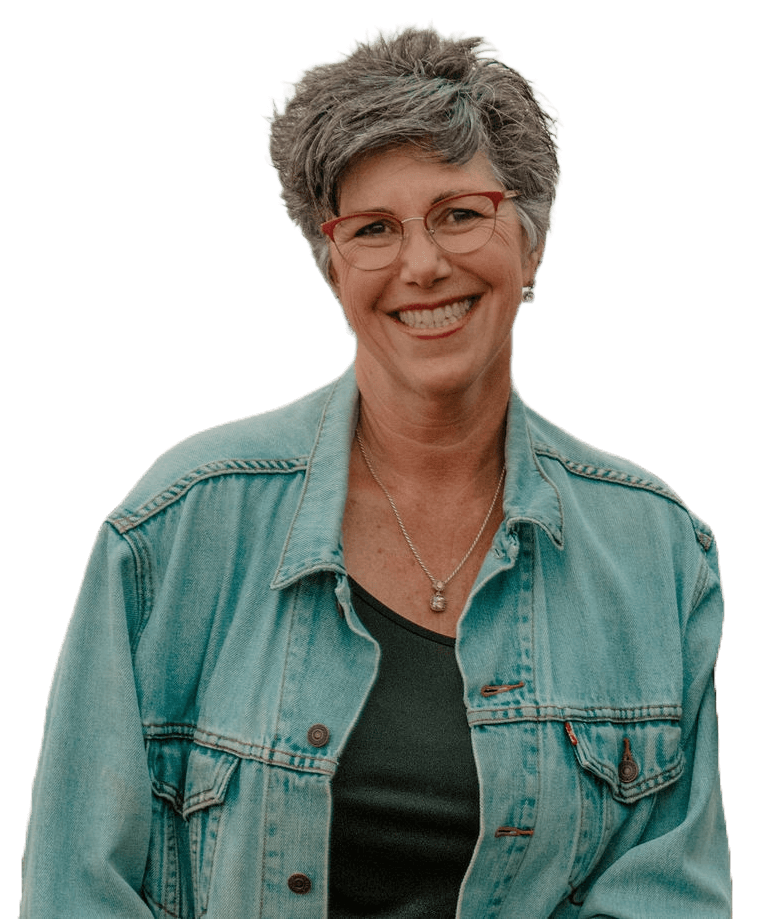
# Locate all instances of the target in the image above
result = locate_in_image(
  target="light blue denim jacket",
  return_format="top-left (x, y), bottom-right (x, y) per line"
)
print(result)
top-left (22, 366), bottom-right (730, 917)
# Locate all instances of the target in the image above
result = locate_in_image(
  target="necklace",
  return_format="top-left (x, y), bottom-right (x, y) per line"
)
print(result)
top-left (355, 427), bottom-right (505, 613)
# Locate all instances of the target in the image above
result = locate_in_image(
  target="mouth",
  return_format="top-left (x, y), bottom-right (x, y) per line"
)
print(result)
top-left (394, 296), bottom-right (478, 331)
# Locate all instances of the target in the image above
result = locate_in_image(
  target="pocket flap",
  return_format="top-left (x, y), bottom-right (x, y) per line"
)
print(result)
top-left (569, 720), bottom-right (683, 803)
top-left (182, 744), bottom-right (240, 818)
top-left (147, 738), bottom-right (190, 812)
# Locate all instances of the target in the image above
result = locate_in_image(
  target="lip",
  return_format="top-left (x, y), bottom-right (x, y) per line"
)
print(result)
top-left (391, 294), bottom-right (480, 338)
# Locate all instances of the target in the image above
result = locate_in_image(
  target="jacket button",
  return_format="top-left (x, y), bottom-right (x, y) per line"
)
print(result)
top-left (287, 873), bottom-right (312, 895)
top-left (307, 723), bottom-right (330, 747)
top-left (618, 736), bottom-right (640, 783)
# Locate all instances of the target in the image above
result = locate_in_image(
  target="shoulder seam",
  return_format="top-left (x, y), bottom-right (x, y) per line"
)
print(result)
top-left (108, 456), bottom-right (308, 534)
top-left (533, 442), bottom-right (714, 551)
top-left (533, 442), bottom-right (681, 502)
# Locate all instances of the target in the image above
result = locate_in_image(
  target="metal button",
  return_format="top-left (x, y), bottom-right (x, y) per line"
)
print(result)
top-left (307, 723), bottom-right (330, 747)
top-left (287, 873), bottom-right (312, 895)
top-left (618, 736), bottom-right (639, 783)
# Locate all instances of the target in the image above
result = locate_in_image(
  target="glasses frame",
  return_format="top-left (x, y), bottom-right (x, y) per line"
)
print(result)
top-left (320, 189), bottom-right (519, 271)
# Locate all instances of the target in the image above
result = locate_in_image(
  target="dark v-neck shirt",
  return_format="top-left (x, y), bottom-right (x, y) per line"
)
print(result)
top-left (328, 580), bottom-right (480, 918)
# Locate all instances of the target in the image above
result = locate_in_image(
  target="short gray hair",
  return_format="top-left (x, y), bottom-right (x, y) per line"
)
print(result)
top-left (269, 28), bottom-right (559, 281)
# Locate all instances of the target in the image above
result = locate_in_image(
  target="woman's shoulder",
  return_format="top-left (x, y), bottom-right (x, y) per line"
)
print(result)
top-left (109, 373), bottom-right (352, 530)
top-left (517, 394), bottom-right (714, 553)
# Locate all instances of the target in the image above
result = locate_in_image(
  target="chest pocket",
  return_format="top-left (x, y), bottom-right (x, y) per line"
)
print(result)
top-left (142, 739), bottom-right (241, 919)
top-left (569, 719), bottom-right (683, 802)
top-left (564, 718), bottom-right (683, 898)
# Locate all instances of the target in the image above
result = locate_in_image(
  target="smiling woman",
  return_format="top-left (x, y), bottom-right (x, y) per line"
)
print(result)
top-left (20, 27), bottom-right (731, 919)
top-left (270, 30), bottom-right (556, 281)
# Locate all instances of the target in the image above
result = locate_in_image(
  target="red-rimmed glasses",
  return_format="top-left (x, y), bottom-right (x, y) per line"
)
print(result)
top-left (320, 190), bottom-right (518, 271)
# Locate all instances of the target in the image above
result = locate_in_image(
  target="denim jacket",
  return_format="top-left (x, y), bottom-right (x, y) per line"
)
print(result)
top-left (22, 366), bottom-right (730, 918)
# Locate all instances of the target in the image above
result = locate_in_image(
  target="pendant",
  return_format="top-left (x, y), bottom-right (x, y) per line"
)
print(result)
top-left (430, 581), bottom-right (447, 612)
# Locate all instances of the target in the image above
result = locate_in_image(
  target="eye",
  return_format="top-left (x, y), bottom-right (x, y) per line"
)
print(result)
top-left (353, 218), bottom-right (395, 239)
top-left (438, 206), bottom-right (484, 226)
top-left (428, 194), bottom-right (497, 235)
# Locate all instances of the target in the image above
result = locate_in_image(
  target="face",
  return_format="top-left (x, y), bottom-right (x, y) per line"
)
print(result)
top-left (328, 147), bottom-right (541, 403)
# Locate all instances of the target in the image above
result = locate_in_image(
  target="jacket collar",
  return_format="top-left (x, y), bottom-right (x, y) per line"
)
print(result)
top-left (271, 366), bottom-right (358, 588)
top-left (503, 388), bottom-right (564, 549)
top-left (272, 368), bottom-right (563, 589)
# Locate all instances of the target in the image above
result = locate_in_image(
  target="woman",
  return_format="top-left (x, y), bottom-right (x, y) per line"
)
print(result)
top-left (22, 28), bottom-right (729, 917)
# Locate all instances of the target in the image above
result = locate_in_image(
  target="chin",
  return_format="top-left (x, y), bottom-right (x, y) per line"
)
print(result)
top-left (405, 356), bottom-right (509, 401)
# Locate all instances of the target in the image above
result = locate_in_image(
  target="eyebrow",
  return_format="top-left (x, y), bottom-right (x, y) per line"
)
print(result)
top-left (432, 189), bottom-right (465, 205)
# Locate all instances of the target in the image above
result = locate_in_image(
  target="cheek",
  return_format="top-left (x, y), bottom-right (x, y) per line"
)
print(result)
top-left (475, 248), bottom-right (526, 293)
top-left (333, 276), bottom-right (372, 332)
top-left (332, 261), bottom-right (386, 315)
top-left (480, 233), bottom-right (520, 274)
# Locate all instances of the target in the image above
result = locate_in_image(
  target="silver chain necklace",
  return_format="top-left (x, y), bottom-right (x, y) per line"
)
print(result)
top-left (355, 427), bottom-right (505, 613)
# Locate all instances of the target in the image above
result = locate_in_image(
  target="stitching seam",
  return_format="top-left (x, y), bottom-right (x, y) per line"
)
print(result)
top-left (109, 457), bottom-right (308, 533)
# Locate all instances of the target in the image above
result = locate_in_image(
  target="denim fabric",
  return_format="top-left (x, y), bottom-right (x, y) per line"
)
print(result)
top-left (21, 366), bottom-right (730, 917)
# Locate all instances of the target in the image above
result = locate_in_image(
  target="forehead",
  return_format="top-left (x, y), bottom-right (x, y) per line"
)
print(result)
top-left (337, 147), bottom-right (500, 213)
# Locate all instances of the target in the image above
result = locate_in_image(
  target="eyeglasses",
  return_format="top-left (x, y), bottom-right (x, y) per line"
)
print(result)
top-left (320, 190), bottom-right (518, 271)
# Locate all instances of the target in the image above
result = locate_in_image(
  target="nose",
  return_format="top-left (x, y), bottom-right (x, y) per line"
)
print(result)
top-left (397, 218), bottom-right (452, 287)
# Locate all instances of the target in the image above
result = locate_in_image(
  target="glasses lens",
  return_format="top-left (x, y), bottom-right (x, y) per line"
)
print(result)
top-left (332, 214), bottom-right (403, 270)
top-left (427, 195), bottom-right (497, 254)
top-left (327, 194), bottom-right (500, 270)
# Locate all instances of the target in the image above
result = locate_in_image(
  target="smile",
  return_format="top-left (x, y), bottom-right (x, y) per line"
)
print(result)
top-left (395, 297), bottom-right (477, 330)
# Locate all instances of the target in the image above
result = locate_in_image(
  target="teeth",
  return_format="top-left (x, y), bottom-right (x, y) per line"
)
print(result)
top-left (397, 297), bottom-right (475, 330)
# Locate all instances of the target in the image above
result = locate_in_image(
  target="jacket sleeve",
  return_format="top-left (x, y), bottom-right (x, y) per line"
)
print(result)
top-left (576, 540), bottom-right (731, 918)
top-left (21, 524), bottom-right (154, 917)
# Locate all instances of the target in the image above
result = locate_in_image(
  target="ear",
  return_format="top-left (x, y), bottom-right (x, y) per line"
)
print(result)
top-left (522, 239), bottom-right (545, 287)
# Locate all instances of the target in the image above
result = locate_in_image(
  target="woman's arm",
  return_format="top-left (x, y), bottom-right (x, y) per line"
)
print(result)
top-left (572, 543), bottom-right (731, 918)
top-left (21, 525), bottom-right (154, 917)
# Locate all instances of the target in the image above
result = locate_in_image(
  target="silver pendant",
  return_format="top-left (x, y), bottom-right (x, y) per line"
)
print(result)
top-left (430, 581), bottom-right (447, 612)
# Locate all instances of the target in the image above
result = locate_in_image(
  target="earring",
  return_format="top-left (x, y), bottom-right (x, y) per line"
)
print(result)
top-left (522, 284), bottom-right (535, 302)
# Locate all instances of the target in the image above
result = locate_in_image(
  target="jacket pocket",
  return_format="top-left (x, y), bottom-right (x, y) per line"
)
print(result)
top-left (563, 718), bottom-right (683, 902)
top-left (142, 738), bottom-right (241, 919)
top-left (568, 719), bottom-right (683, 804)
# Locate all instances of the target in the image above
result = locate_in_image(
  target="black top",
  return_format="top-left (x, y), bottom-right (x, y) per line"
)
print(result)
top-left (328, 580), bottom-right (480, 918)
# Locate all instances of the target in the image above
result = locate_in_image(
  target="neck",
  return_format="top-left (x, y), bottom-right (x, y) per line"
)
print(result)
top-left (354, 357), bottom-right (511, 494)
